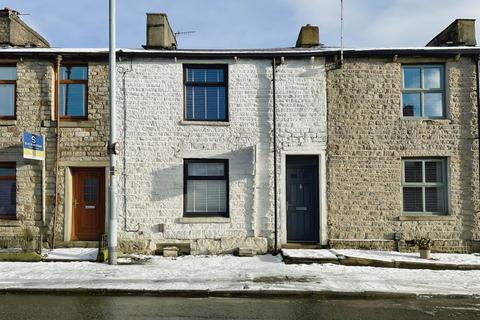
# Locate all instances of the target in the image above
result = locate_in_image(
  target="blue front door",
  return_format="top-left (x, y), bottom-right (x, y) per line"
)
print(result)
top-left (286, 156), bottom-right (319, 243)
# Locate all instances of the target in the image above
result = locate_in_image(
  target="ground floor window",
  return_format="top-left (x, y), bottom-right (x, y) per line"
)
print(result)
top-left (0, 163), bottom-right (16, 218)
top-left (184, 159), bottom-right (229, 217)
top-left (402, 158), bottom-right (447, 215)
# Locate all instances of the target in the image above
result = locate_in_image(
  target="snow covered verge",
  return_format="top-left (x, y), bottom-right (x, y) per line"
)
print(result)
top-left (0, 254), bottom-right (480, 297)
top-left (335, 249), bottom-right (480, 265)
top-left (282, 249), bottom-right (480, 268)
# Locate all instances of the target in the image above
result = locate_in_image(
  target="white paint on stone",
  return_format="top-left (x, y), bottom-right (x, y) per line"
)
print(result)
top-left (115, 57), bottom-right (327, 254)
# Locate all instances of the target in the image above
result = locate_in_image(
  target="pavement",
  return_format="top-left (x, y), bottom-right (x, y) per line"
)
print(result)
top-left (0, 250), bottom-right (480, 298)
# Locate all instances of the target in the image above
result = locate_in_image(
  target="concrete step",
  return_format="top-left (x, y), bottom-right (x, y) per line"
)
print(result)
top-left (54, 241), bottom-right (99, 249)
top-left (281, 249), bottom-right (340, 264)
top-left (44, 248), bottom-right (98, 262)
top-left (281, 243), bottom-right (322, 250)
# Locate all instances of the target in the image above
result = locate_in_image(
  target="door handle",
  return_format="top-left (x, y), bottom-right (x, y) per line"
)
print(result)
top-left (74, 199), bottom-right (79, 208)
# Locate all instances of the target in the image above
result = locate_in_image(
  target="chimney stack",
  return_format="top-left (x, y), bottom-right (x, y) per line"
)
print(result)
top-left (426, 19), bottom-right (476, 47)
top-left (0, 7), bottom-right (49, 47)
top-left (295, 24), bottom-right (320, 48)
top-left (144, 13), bottom-right (177, 50)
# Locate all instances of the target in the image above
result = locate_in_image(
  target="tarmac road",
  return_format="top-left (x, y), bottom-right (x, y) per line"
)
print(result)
top-left (1, 294), bottom-right (480, 320)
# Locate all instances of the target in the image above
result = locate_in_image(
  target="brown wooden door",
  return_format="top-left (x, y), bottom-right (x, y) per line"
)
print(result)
top-left (72, 168), bottom-right (105, 241)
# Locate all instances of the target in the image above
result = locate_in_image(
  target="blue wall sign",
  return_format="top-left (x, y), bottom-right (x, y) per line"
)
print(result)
top-left (23, 131), bottom-right (45, 161)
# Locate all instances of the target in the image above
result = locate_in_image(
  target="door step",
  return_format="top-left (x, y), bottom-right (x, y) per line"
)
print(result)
top-left (281, 248), bottom-right (340, 264)
top-left (281, 243), bottom-right (323, 249)
top-left (54, 241), bottom-right (99, 249)
top-left (44, 248), bottom-right (98, 262)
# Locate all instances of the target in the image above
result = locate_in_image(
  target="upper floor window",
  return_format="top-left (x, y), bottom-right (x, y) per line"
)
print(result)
top-left (402, 65), bottom-right (445, 118)
top-left (0, 163), bottom-right (16, 219)
top-left (59, 65), bottom-right (88, 118)
top-left (402, 158), bottom-right (447, 215)
top-left (184, 65), bottom-right (228, 121)
top-left (184, 159), bottom-right (229, 217)
top-left (0, 66), bottom-right (16, 119)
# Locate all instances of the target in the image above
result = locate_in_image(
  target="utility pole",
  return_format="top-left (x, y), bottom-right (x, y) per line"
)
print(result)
top-left (340, 0), bottom-right (344, 66)
top-left (108, 0), bottom-right (118, 265)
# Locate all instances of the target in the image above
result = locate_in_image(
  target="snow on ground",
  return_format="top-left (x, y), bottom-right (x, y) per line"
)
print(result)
top-left (44, 248), bottom-right (98, 261)
top-left (281, 249), bottom-right (480, 265)
top-left (335, 249), bottom-right (480, 265)
top-left (1, 254), bottom-right (480, 296)
top-left (282, 249), bottom-right (338, 260)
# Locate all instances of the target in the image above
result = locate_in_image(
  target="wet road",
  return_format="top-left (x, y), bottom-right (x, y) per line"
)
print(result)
top-left (1, 294), bottom-right (480, 319)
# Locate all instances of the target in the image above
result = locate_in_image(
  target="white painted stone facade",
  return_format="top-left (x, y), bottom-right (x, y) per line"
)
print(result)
top-left (115, 57), bottom-right (327, 254)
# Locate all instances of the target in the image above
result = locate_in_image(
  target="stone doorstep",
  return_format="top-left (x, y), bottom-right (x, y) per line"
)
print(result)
top-left (281, 249), bottom-right (340, 265)
top-left (163, 246), bottom-right (179, 258)
top-left (283, 257), bottom-right (340, 265)
top-left (237, 247), bottom-right (256, 257)
top-left (155, 243), bottom-right (191, 256)
top-left (54, 241), bottom-right (99, 249)
top-left (281, 243), bottom-right (322, 250)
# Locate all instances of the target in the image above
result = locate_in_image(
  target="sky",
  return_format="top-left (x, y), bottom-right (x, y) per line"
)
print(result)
top-left (6, 0), bottom-right (480, 49)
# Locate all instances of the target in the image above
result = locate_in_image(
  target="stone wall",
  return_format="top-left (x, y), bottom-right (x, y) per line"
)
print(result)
top-left (0, 59), bottom-right (52, 241)
top-left (52, 62), bottom-right (110, 241)
top-left (116, 57), bottom-right (327, 254)
top-left (0, 58), bottom-right (109, 246)
top-left (327, 56), bottom-right (480, 252)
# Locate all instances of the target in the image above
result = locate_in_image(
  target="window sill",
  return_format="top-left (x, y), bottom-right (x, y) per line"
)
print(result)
top-left (400, 118), bottom-right (452, 124)
top-left (177, 217), bottom-right (231, 224)
top-left (0, 119), bottom-right (17, 126)
top-left (179, 120), bottom-right (230, 126)
top-left (42, 120), bottom-right (95, 128)
top-left (0, 218), bottom-right (20, 226)
top-left (398, 215), bottom-right (455, 221)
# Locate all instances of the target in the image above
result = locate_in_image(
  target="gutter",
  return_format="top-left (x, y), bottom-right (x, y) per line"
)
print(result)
top-left (1, 287), bottom-right (475, 299)
top-left (117, 49), bottom-right (480, 60)
top-left (2, 287), bottom-right (478, 300)
top-left (1, 47), bottom-right (480, 60)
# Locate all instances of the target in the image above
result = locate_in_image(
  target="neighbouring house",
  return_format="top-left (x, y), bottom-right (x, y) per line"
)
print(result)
top-left (0, 8), bottom-right (479, 255)
top-left (0, 8), bottom-right (110, 248)
top-left (326, 19), bottom-right (480, 252)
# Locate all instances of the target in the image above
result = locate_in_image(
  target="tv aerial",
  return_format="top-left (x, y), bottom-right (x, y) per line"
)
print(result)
top-left (174, 31), bottom-right (196, 37)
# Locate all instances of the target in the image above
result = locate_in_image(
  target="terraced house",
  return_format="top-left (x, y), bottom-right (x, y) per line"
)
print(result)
top-left (0, 8), bottom-right (110, 248)
top-left (114, 16), bottom-right (328, 254)
top-left (327, 20), bottom-right (480, 252)
top-left (0, 8), bottom-right (479, 255)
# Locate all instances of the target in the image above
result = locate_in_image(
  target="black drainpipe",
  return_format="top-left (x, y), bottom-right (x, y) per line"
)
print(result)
top-left (272, 57), bottom-right (278, 253)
